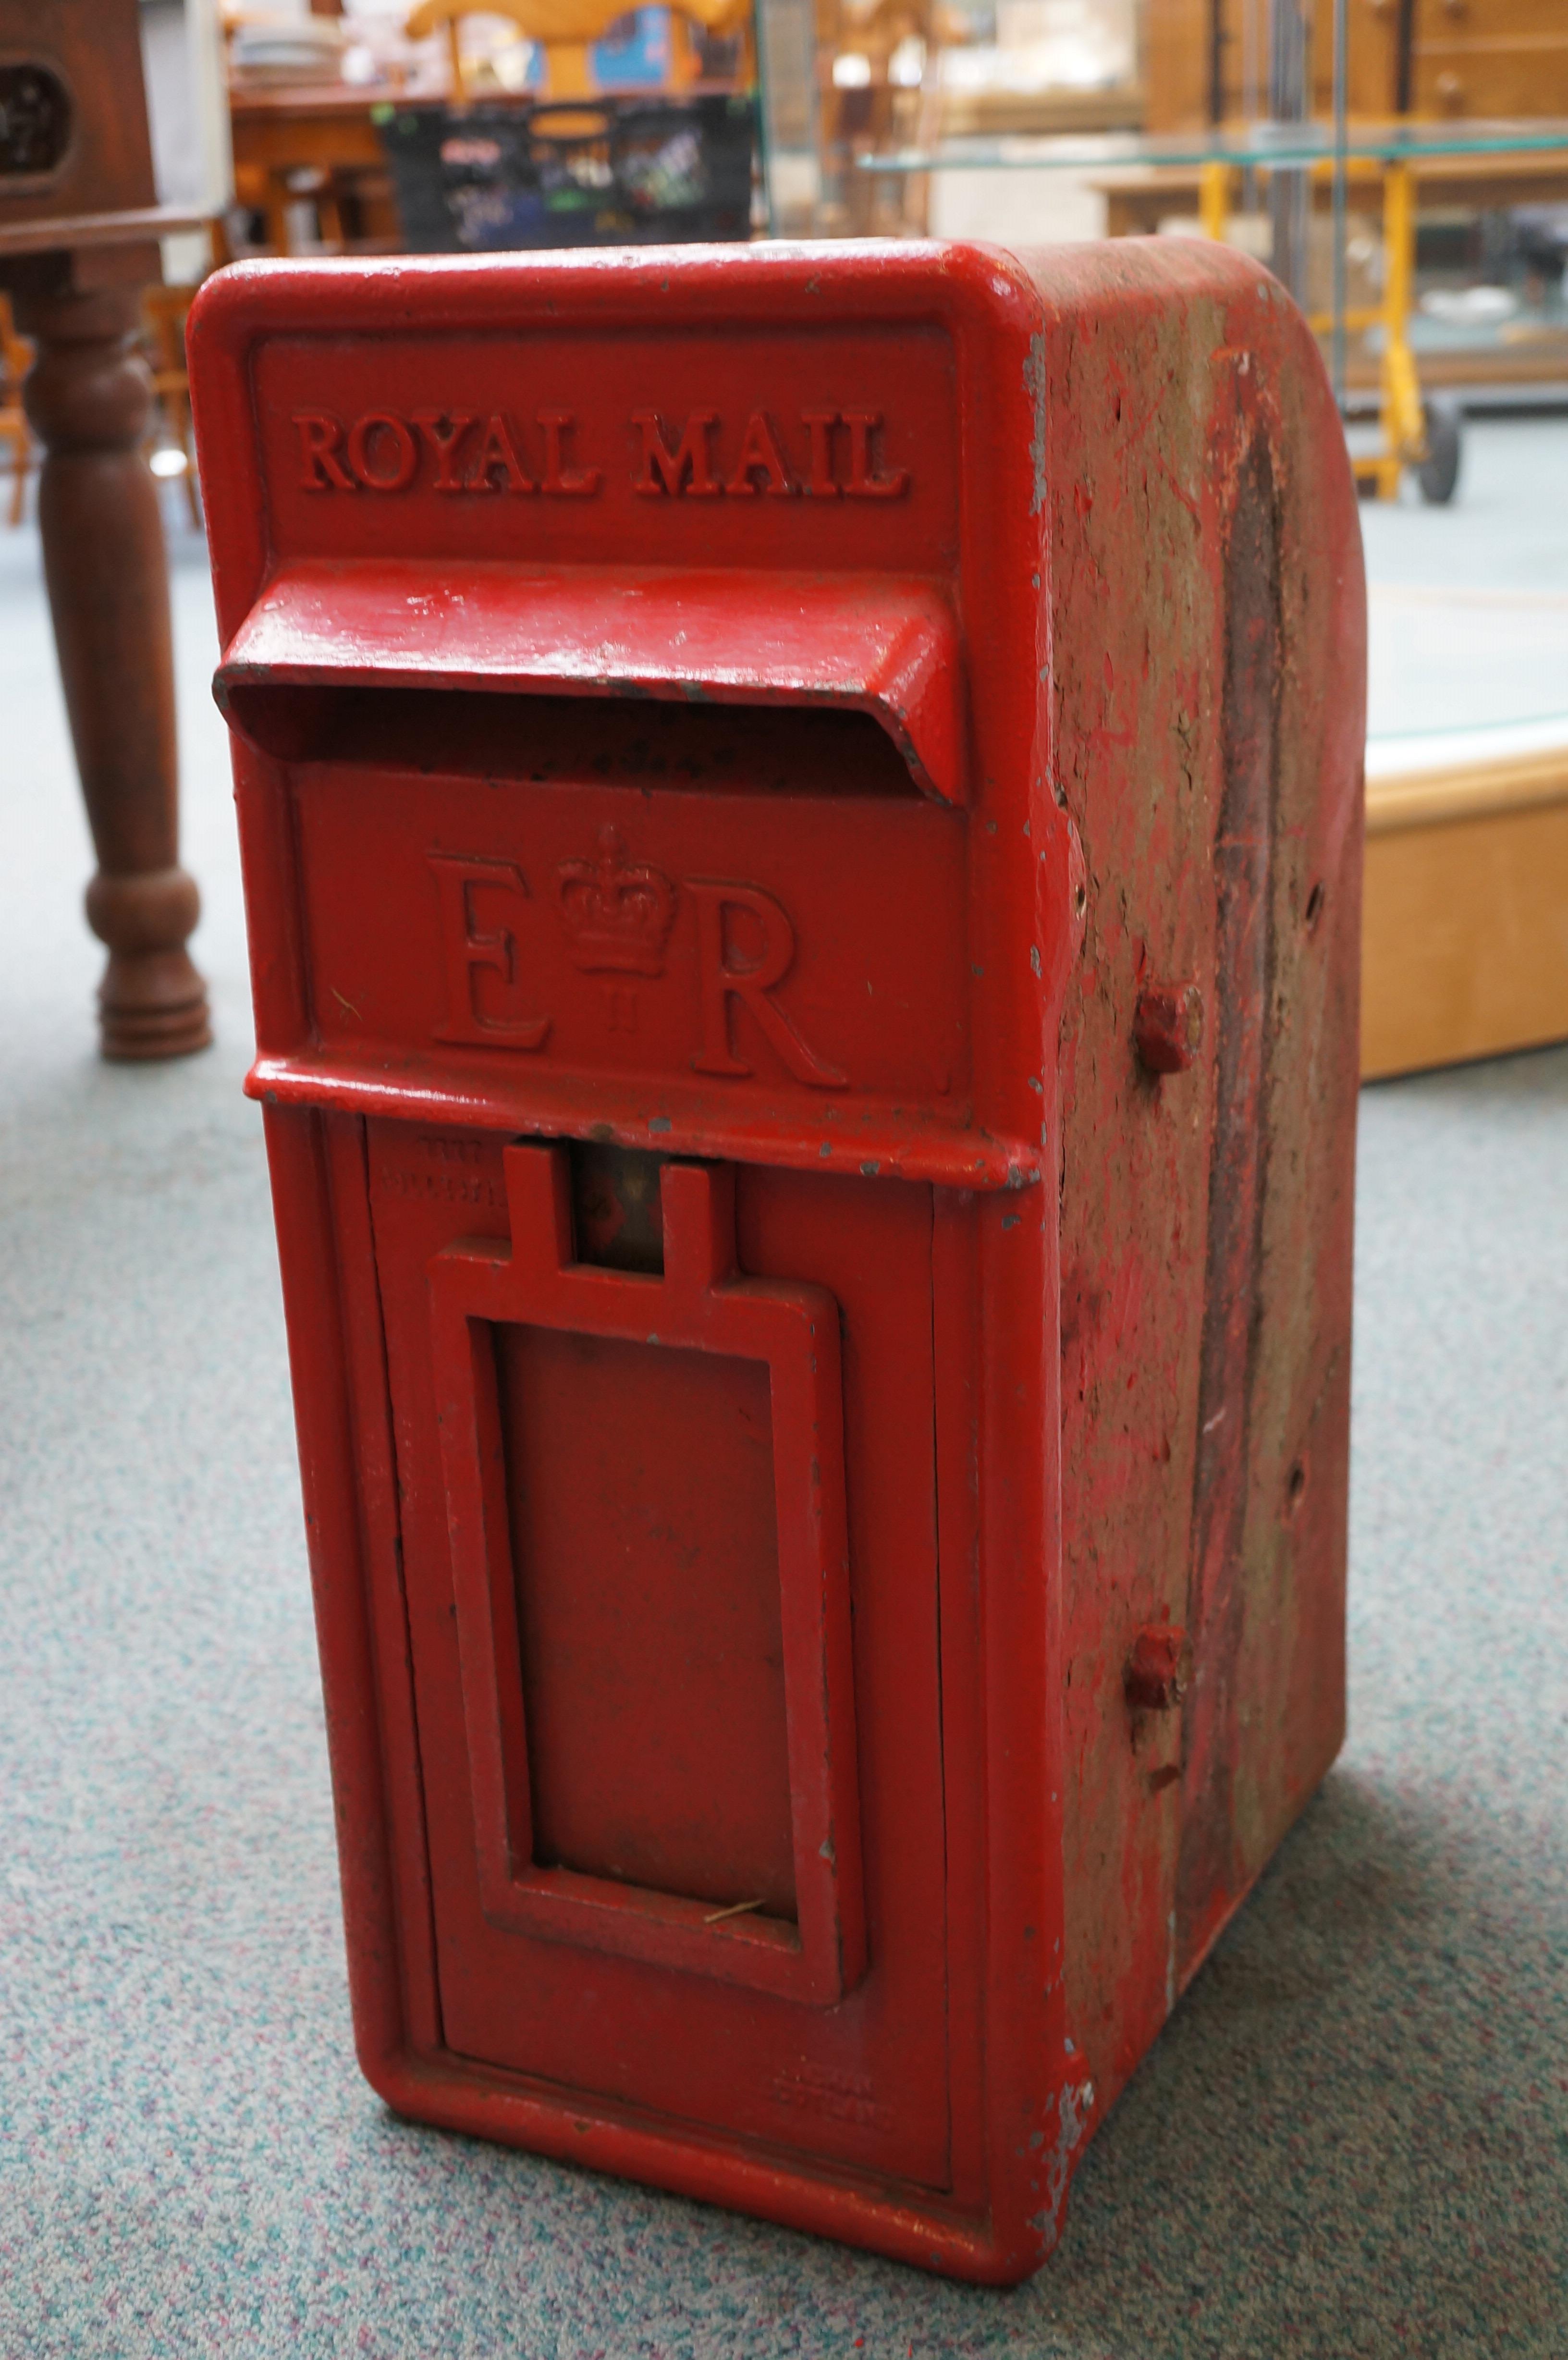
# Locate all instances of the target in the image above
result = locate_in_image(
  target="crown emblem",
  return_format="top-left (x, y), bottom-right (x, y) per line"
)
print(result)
top-left (554, 827), bottom-right (677, 976)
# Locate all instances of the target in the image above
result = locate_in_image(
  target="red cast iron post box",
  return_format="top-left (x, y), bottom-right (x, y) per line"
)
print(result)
top-left (189, 241), bottom-right (1363, 2284)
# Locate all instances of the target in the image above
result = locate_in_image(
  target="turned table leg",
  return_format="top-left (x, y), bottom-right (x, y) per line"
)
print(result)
top-left (21, 280), bottom-right (210, 1060)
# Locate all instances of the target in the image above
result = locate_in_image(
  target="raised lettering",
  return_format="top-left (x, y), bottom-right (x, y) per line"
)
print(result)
top-left (539, 409), bottom-right (601, 496)
top-left (429, 856), bottom-right (550, 1049)
top-left (725, 411), bottom-right (796, 498)
top-left (466, 413), bottom-right (536, 495)
top-left (842, 410), bottom-right (908, 500)
top-left (688, 881), bottom-right (846, 1090)
top-left (294, 411), bottom-right (355, 492)
top-left (346, 412), bottom-right (418, 493)
top-left (799, 409), bottom-right (841, 499)
top-left (290, 401), bottom-right (906, 502)
top-left (632, 410), bottom-right (720, 498)
top-left (413, 409), bottom-right (478, 492)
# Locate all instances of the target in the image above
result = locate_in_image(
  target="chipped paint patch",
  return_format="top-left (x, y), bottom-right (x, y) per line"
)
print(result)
top-left (1027, 331), bottom-right (1049, 514)
top-left (1029, 2077), bottom-right (1096, 2245)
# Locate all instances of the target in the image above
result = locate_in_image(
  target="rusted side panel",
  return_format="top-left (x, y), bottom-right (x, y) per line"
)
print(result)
top-left (1029, 242), bottom-right (1363, 2115)
top-left (1220, 311), bottom-right (1363, 1965)
top-left (1181, 269), bottom-right (1362, 1984)
top-left (1177, 432), bottom-right (1278, 1946)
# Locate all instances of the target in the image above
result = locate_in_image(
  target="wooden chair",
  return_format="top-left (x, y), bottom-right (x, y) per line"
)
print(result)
top-left (141, 284), bottom-right (203, 529)
top-left (0, 293), bottom-right (36, 528)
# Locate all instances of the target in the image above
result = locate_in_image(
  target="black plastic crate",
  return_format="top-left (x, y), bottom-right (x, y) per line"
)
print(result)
top-left (379, 94), bottom-right (757, 252)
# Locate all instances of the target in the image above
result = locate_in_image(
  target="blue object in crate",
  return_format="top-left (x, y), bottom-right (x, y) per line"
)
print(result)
top-left (591, 8), bottom-right (674, 91)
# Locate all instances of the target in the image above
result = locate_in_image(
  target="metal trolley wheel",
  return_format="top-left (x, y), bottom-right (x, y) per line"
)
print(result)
top-left (1418, 400), bottom-right (1463, 505)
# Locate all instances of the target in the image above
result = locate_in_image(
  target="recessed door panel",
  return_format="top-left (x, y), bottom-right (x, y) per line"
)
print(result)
top-left (367, 1120), bottom-right (952, 2187)
top-left (498, 1323), bottom-right (795, 1916)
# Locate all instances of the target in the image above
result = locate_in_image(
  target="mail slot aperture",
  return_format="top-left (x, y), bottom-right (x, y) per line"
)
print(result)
top-left (212, 683), bottom-right (922, 797)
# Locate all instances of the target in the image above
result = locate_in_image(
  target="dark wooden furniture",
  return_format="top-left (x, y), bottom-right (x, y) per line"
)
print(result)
top-left (0, 0), bottom-right (210, 1058)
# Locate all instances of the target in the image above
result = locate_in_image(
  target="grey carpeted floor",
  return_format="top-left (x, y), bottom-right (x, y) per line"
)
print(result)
top-left (1, 433), bottom-right (1566, 2358)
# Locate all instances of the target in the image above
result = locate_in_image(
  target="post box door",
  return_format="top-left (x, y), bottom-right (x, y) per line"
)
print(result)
top-left (220, 603), bottom-right (982, 2193)
top-left (366, 1119), bottom-right (954, 2190)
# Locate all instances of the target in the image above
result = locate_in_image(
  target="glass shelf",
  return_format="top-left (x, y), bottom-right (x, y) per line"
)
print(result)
top-left (858, 119), bottom-right (1568, 175)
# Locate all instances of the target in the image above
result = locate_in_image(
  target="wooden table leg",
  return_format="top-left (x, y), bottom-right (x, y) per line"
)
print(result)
top-left (19, 278), bottom-right (211, 1059)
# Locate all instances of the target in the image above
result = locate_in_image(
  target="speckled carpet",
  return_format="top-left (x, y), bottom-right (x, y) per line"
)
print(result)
top-left (1, 436), bottom-right (1566, 2358)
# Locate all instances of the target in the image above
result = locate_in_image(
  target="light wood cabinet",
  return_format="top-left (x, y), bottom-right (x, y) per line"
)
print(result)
top-left (1144, 0), bottom-right (1568, 132)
